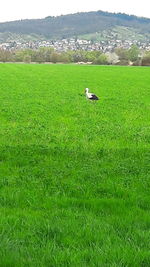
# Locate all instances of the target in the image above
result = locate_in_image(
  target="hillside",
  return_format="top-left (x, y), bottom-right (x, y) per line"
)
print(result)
top-left (0, 10), bottom-right (150, 41)
top-left (79, 26), bottom-right (150, 42)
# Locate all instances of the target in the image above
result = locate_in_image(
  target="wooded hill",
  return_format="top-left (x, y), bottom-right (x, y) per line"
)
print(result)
top-left (0, 10), bottom-right (150, 41)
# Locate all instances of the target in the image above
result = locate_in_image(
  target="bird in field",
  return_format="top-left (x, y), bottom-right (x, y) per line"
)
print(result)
top-left (85, 88), bottom-right (99, 100)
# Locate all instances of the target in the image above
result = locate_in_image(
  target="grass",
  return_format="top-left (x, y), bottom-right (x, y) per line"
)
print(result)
top-left (0, 63), bottom-right (150, 266)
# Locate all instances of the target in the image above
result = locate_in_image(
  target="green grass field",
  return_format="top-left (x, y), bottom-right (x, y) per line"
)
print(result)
top-left (0, 64), bottom-right (150, 266)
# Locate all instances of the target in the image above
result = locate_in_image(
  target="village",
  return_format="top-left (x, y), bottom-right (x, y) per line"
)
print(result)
top-left (0, 37), bottom-right (150, 52)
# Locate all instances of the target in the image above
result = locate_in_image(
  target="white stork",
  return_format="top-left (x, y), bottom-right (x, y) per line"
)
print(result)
top-left (85, 88), bottom-right (99, 100)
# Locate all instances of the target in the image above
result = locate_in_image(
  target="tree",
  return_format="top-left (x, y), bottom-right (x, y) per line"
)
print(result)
top-left (115, 47), bottom-right (128, 60)
top-left (33, 49), bottom-right (45, 63)
top-left (50, 52), bottom-right (59, 63)
top-left (85, 51), bottom-right (102, 62)
top-left (59, 53), bottom-right (70, 63)
top-left (128, 45), bottom-right (139, 62)
top-left (93, 53), bottom-right (108, 65)
top-left (0, 49), bottom-right (13, 62)
top-left (14, 49), bottom-right (33, 62)
top-left (106, 52), bottom-right (119, 64)
top-left (37, 47), bottom-right (54, 62)
top-left (115, 47), bottom-right (129, 65)
top-left (23, 55), bottom-right (31, 63)
top-left (71, 51), bottom-right (86, 63)
top-left (141, 52), bottom-right (150, 66)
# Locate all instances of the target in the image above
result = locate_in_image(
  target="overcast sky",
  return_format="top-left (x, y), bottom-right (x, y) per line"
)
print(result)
top-left (0, 0), bottom-right (150, 22)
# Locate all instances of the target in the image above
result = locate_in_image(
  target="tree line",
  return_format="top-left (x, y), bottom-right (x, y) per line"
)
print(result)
top-left (0, 46), bottom-right (150, 66)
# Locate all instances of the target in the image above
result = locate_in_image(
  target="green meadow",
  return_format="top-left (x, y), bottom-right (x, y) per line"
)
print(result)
top-left (0, 64), bottom-right (150, 266)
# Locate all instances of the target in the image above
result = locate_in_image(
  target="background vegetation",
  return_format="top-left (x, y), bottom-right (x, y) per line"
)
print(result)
top-left (1, 45), bottom-right (150, 65)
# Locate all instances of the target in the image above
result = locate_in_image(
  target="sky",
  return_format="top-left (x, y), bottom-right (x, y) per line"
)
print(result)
top-left (0, 0), bottom-right (150, 22)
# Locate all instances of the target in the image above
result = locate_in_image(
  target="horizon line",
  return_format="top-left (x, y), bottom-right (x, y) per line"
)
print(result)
top-left (0, 9), bottom-right (150, 23)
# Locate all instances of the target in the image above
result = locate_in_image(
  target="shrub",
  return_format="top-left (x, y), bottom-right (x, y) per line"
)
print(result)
top-left (141, 52), bottom-right (150, 66)
top-left (23, 55), bottom-right (31, 63)
top-left (93, 54), bottom-right (109, 65)
top-left (116, 59), bottom-right (129, 66)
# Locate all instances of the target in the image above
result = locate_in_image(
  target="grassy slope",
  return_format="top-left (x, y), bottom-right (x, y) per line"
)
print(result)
top-left (79, 26), bottom-right (149, 42)
top-left (0, 64), bottom-right (150, 266)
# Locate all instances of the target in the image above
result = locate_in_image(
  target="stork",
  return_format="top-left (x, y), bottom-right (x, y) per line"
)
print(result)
top-left (85, 88), bottom-right (99, 100)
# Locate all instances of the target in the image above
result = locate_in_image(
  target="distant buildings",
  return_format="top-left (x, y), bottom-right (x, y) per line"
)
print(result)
top-left (0, 38), bottom-right (150, 52)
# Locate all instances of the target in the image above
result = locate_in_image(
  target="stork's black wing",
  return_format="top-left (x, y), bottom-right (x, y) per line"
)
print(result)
top-left (89, 94), bottom-right (99, 100)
